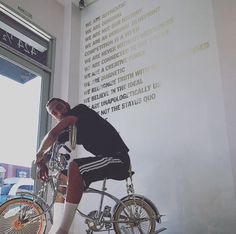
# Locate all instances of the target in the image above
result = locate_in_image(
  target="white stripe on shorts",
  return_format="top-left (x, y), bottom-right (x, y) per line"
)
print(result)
top-left (79, 157), bottom-right (122, 174)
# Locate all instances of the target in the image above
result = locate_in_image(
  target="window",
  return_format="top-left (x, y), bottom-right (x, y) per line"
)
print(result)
top-left (0, 3), bottom-right (55, 193)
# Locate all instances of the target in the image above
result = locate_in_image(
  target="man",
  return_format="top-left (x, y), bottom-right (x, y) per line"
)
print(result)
top-left (36, 98), bottom-right (130, 234)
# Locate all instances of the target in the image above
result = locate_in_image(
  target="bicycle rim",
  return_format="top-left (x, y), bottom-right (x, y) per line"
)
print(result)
top-left (0, 197), bottom-right (46, 234)
top-left (113, 198), bottom-right (156, 234)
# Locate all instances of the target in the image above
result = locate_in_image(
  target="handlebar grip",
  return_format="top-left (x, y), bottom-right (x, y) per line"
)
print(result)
top-left (63, 145), bottom-right (72, 153)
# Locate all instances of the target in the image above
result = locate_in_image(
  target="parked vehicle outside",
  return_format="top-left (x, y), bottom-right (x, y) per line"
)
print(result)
top-left (0, 177), bottom-right (34, 205)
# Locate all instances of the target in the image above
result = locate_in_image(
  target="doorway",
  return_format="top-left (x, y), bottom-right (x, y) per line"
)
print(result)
top-left (0, 2), bottom-right (54, 195)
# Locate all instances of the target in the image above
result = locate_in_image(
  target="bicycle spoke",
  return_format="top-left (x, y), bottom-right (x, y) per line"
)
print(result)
top-left (137, 223), bottom-right (145, 234)
top-left (120, 225), bottom-right (135, 234)
top-left (0, 212), bottom-right (42, 234)
top-left (113, 198), bottom-right (157, 234)
top-left (0, 198), bottom-right (46, 234)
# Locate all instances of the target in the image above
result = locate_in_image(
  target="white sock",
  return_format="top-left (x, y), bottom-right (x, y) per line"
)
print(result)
top-left (48, 202), bottom-right (64, 234)
top-left (56, 202), bottom-right (78, 233)
top-left (55, 227), bottom-right (68, 234)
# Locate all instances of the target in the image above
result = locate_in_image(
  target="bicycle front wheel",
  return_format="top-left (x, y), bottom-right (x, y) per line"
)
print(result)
top-left (0, 197), bottom-right (47, 234)
top-left (113, 198), bottom-right (156, 234)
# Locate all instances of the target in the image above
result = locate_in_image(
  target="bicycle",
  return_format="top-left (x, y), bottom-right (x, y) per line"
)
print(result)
top-left (0, 140), bottom-right (167, 234)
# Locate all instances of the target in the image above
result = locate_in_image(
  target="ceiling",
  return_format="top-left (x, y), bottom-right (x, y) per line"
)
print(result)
top-left (56, 0), bottom-right (97, 9)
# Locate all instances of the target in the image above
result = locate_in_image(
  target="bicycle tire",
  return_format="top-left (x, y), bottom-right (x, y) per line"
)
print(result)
top-left (113, 197), bottom-right (156, 234)
top-left (0, 197), bottom-right (47, 234)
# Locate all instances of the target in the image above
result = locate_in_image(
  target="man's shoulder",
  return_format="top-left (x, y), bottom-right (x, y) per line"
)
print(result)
top-left (72, 103), bottom-right (88, 111)
top-left (70, 104), bottom-right (95, 116)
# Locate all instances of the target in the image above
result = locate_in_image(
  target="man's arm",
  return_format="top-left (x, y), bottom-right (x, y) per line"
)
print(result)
top-left (36, 115), bottom-right (78, 164)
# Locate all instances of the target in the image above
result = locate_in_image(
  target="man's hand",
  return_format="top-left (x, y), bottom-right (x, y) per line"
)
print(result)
top-left (38, 163), bottom-right (49, 181)
top-left (36, 152), bottom-right (44, 166)
top-left (36, 152), bottom-right (49, 181)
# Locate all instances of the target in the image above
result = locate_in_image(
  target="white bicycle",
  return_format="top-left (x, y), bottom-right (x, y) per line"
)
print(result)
top-left (0, 141), bottom-right (167, 234)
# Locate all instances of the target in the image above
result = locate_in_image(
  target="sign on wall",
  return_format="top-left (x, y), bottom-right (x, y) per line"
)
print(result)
top-left (80, 1), bottom-right (164, 115)
top-left (0, 10), bottom-right (49, 66)
top-left (79, 0), bottom-right (210, 117)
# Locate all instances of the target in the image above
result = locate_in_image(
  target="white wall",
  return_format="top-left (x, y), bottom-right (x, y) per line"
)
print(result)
top-left (75, 0), bottom-right (236, 233)
top-left (212, 0), bottom-right (236, 196)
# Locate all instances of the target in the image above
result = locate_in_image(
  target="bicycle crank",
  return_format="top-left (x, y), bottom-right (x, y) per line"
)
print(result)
top-left (85, 210), bottom-right (104, 231)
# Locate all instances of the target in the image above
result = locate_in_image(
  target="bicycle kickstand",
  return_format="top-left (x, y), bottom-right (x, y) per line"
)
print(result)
top-left (155, 227), bottom-right (167, 233)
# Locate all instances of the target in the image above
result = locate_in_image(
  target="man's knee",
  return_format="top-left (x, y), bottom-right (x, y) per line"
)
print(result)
top-left (68, 160), bottom-right (78, 170)
top-left (68, 160), bottom-right (81, 177)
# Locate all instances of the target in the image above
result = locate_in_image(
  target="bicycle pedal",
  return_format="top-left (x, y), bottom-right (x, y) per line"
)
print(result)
top-left (86, 230), bottom-right (93, 234)
top-left (103, 205), bottom-right (111, 217)
top-left (159, 214), bottom-right (167, 223)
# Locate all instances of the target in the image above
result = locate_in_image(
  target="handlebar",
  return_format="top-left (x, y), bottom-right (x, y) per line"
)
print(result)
top-left (63, 144), bottom-right (72, 153)
top-left (48, 141), bottom-right (71, 172)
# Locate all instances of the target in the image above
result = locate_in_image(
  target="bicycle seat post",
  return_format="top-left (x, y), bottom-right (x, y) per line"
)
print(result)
top-left (97, 178), bottom-right (107, 219)
top-left (102, 178), bottom-right (107, 191)
top-left (126, 168), bottom-right (135, 195)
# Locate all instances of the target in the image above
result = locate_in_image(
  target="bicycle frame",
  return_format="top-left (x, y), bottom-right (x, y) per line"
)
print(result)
top-left (77, 179), bottom-right (134, 223)
top-left (12, 140), bottom-right (166, 233)
top-left (15, 175), bottom-right (58, 225)
top-left (76, 177), bottom-right (166, 233)
top-left (15, 174), bottom-right (159, 232)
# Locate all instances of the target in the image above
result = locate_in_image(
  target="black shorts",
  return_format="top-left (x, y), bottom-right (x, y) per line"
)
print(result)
top-left (72, 152), bottom-right (130, 188)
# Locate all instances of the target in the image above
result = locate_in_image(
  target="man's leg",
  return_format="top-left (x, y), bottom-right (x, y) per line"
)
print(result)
top-left (48, 202), bottom-right (64, 234)
top-left (49, 174), bottom-right (67, 234)
top-left (56, 161), bottom-right (84, 234)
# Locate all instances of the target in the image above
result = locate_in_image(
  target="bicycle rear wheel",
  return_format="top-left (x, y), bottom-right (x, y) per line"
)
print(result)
top-left (113, 197), bottom-right (156, 233)
top-left (0, 197), bottom-right (47, 234)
